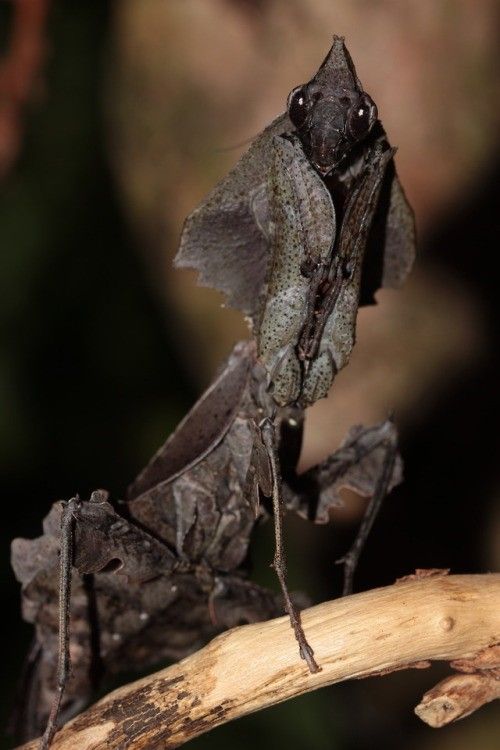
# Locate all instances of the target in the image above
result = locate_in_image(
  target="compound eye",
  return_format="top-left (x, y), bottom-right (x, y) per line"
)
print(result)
top-left (346, 94), bottom-right (377, 140)
top-left (287, 86), bottom-right (308, 129)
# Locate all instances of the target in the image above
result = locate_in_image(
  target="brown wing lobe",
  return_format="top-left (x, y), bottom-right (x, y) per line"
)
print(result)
top-left (127, 341), bottom-right (254, 499)
top-left (175, 114), bottom-right (291, 320)
top-left (360, 146), bottom-right (416, 305)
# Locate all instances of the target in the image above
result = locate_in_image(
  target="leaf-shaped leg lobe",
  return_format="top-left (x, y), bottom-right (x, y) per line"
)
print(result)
top-left (287, 420), bottom-right (402, 595)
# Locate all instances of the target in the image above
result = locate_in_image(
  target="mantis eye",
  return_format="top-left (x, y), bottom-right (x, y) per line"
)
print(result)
top-left (287, 86), bottom-right (308, 129)
top-left (346, 94), bottom-right (377, 140)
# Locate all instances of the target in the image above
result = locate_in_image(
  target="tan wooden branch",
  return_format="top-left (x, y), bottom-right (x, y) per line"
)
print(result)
top-left (17, 573), bottom-right (500, 750)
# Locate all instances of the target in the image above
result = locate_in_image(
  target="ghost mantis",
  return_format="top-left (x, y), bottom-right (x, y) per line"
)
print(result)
top-left (12, 35), bottom-right (415, 748)
top-left (177, 36), bottom-right (415, 671)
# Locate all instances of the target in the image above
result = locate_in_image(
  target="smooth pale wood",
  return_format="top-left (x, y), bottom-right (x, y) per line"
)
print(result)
top-left (17, 574), bottom-right (500, 750)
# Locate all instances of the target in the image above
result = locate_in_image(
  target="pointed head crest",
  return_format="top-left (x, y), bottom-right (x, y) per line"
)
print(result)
top-left (287, 35), bottom-right (377, 175)
top-left (314, 36), bottom-right (363, 93)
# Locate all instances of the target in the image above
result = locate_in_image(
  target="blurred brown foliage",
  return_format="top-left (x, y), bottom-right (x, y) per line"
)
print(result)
top-left (0, 0), bottom-right (49, 180)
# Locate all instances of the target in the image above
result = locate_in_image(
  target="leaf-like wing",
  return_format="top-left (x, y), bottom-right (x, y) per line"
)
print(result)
top-left (381, 167), bottom-right (416, 287)
top-left (175, 114), bottom-right (291, 319)
top-left (360, 151), bottom-right (416, 305)
top-left (127, 341), bottom-right (254, 500)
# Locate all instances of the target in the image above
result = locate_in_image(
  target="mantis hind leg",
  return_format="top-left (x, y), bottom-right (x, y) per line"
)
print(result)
top-left (259, 417), bottom-right (321, 674)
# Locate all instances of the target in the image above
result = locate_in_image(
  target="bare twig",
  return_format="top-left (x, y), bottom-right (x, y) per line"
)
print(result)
top-left (415, 672), bottom-right (500, 727)
top-left (15, 573), bottom-right (500, 750)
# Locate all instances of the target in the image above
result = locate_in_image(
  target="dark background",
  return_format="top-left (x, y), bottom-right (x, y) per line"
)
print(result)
top-left (1, 2), bottom-right (498, 749)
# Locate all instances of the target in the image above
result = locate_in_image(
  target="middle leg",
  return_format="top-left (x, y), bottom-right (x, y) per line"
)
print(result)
top-left (288, 419), bottom-right (402, 597)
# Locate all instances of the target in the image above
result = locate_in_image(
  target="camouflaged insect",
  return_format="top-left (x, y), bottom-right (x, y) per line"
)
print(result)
top-left (175, 34), bottom-right (415, 671)
top-left (11, 36), bottom-right (414, 744)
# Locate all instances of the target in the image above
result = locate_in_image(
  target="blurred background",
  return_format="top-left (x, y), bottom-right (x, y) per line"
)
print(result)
top-left (1, 1), bottom-right (499, 748)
